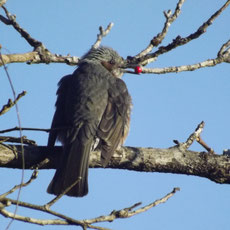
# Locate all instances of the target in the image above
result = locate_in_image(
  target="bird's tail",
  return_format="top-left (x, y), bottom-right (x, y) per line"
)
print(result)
top-left (47, 137), bottom-right (92, 197)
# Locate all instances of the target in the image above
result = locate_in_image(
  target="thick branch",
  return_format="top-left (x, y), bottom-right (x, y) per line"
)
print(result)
top-left (0, 52), bottom-right (80, 66)
top-left (0, 144), bottom-right (230, 184)
top-left (0, 136), bottom-right (36, 145)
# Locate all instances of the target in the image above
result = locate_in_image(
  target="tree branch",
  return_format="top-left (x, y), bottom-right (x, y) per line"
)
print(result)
top-left (84, 187), bottom-right (179, 225)
top-left (1, 6), bottom-right (41, 48)
top-left (0, 170), bottom-right (38, 199)
top-left (0, 0), bottom-right (7, 8)
top-left (0, 184), bottom-right (178, 228)
top-left (0, 7), bottom-right (80, 66)
top-left (0, 51), bottom-right (80, 66)
top-left (92, 23), bottom-right (114, 49)
top-left (0, 136), bottom-right (36, 145)
top-left (0, 122), bottom-right (230, 184)
top-left (0, 126), bottom-right (50, 134)
top-left (0, 158), bottom-right (178, 228)
top-left (0, 91), bottom-right (26, 116)
top-left (0, 1), bottom-right (229, 74)
top-left (127, 0), bottom-right (230, 67)
top-left (134, 0), bottom-right (185, 59)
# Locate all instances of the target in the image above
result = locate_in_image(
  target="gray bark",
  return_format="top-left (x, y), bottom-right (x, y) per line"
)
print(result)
top-left (0, 144), bottom-right (230, 184)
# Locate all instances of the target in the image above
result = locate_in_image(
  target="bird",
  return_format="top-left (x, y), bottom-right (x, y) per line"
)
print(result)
top-left (47, 46), bottom-right (132, 197)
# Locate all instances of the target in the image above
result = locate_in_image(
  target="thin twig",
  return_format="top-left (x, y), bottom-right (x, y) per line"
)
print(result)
top-left (92, 23), bottom-right (114, 49)
top-left (135, 0), bottom-right (185, 59)
top-left (2, 6), bottom-right (42, 48)
top-left (44, 177), bottom-right (82, 209)
top-left (180, 121), bottom-right (205, 150)
top-left (0, 209), bottom-right (69, 226)
top-left (139, 56), bottom-right (224, 74)
top-left (128, 0), bottom-right (230, 66)
top-left (0, 14), bottom-right (11, 25)
top-left (0, 91), bottom-right (27, 116)
top-left (218, 39), bottom-right (230, 56)
top-left (196, 136), bottom-right (215, 154)
top-left (84, 187), bottom-right (180, 224)
top-left (0, 170), bottom-right (38, 199)
top-left (0, 188), bottom-right (179, 228)
top-left (0, 126), bottom-right (51, 134)
top-left (0, 197), bottom-right (86, 228)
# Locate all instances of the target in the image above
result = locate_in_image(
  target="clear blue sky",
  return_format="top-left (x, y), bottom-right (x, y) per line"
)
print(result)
top-left (1, 0), bottom-right (230, 229)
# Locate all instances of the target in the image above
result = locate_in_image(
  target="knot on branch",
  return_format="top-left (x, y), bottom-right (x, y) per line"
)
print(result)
top-left (111, 209), bottom-right (129, 218)
top-left (173, 35), bottom-right (183, 44)
top-left (151, 36), bottom-right (162, 46)
top-left (217, 40), bottom-right (230, 63)
top-left (32, 45), bottom-right (52, 64)
top-left (0, 199), bottom-right (11, 210)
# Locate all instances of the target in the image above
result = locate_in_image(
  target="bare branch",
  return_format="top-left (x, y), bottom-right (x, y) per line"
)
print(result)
top-left (92, 23), bottom-right (114, 49)
top-left (135, 0), bottom-right (185, 59)
top-left (0, 0), bottom-right (7, 8)
top-left (0, 136), bottom-right (36, 146)
top-left (0, 52), bottom-right (80, 66)
top-left (0, 186), bottom-right (178, 228)
top-left (218, 39), bottom-right (230, 56)
top-left (121, 187), bottom-right (180, 217)
top-left (0, 208), bottom-right (69, 226)
top-left (0, 197), bottom-right (85, 227)
top-left (0, 14), bottom-right (10, 24)
top-left (84, 187), bottom-right (179, 224)
top-left (218, 39), bottom-right (230, 63)
top-left (130, 37), bottom-right (230, 74)
top-left (0, 91), bottom-right (26, 116)
top-left (196, 136), bottom-right (215, 154)
top-left (0, 170), bottom-right (38, 199)
top-left (0, 7), bottom-right (80, 66)
top-left (0, 3), bottom-right (229, 72)
top-left (1, 122), bottom-right (230, 184)
top-left (2, 6), bottom-right (42, 48)
top-left (44, 177), bottom-right (82, 209)
top-left (127, 0), bottom-right (230, 66)
top-left (127, 56), bottom-right (224, 74)
top-left (175, 121), bottom-right (205, 150)
top-left (0, 126), bottom-right (50, 134)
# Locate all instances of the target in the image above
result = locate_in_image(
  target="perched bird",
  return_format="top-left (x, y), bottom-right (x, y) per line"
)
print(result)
top-left (47, 47), bottom-right (132, 197)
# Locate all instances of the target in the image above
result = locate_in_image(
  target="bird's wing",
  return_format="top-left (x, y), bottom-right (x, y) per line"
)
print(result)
top-left (47, 74), bottom-right (73, 148)
top-left (97, 77), bottom-right (132, 166)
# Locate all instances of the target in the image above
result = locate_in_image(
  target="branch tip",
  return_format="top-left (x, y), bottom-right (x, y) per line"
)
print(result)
top-left (92, 23), bottom-right (114, 49)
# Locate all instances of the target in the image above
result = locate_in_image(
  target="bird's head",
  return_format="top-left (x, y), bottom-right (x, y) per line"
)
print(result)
top-left (80, 46), bottom-right (124, 78)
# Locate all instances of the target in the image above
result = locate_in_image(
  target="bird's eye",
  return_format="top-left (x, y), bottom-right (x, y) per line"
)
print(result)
top-left (109, 59), bottom-right (115, 65)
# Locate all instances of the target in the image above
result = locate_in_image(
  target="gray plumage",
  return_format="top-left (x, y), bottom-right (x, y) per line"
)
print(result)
top-left (47, 47), bottom-right (132, 197)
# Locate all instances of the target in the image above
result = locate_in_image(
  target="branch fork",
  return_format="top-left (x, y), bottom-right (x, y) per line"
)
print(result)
top-left (174, 121), bottom-right (215, 154)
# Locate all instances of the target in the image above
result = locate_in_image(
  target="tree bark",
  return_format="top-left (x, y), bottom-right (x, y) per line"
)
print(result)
top-left (1, 144), bottom-right (230, 184)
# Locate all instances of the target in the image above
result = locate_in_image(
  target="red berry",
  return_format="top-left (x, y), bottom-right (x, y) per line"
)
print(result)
top-left (135, 66), bottom-right (142, 74)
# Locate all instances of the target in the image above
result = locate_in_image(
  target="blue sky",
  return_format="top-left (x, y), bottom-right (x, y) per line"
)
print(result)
top-left (1, 0), bottom-right (230, 229)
